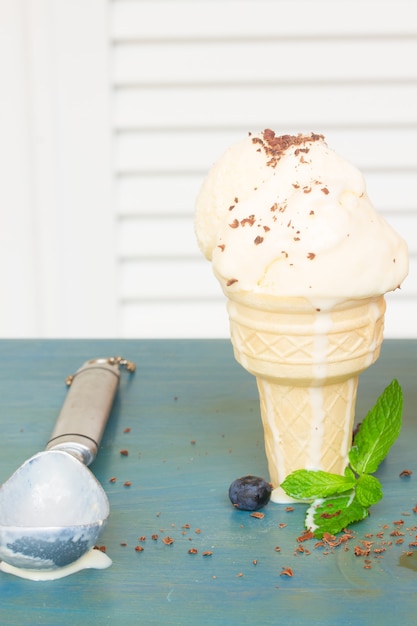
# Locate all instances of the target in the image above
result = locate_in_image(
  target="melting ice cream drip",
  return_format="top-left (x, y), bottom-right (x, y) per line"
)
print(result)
top-left (0, 548), bottom-right (112, 581)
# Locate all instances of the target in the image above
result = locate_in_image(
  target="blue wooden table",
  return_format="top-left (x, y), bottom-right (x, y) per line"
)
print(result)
top-left (0, 339), bottom-right (416, 625)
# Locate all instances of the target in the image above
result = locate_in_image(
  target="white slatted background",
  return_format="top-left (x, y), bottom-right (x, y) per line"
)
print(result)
top-left (110, 0), bottom-right (417, 339)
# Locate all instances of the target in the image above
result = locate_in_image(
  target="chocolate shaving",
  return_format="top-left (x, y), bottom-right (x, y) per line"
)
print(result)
top-left (252, 130), bottom-right (325, 168)
top-left (320, 510), bottom-right (342, 519)
top-left (241, 215), bottom-right (256, 227)
top-left (280, 567), bottom-right (294, 577)
top-left (297, 529), bottom-right (315, 542)
top-left (400, 469), bottom-right (413, 477)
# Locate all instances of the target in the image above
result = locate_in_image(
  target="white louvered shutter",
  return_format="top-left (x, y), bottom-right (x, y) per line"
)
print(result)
top-left (111, 0), bottom-right (417, 339)
top-left (1, 0), bottom-right (416, 338)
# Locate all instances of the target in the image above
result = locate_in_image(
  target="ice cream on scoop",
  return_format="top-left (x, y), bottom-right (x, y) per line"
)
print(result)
top-left (195, 130), bottom-right (408, 502)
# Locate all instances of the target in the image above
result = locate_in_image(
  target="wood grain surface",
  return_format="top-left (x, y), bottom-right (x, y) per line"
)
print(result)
top-left (0, 339), bottom-right (416, 625)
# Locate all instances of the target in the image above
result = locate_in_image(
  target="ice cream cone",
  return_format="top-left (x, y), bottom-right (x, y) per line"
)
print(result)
top-left (227, 295), bottom-right (386, 502)
top-left (194, 129), bottom-right (408, 504)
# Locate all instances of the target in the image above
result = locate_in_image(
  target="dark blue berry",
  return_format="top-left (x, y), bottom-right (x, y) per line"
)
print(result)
top-left (228, 475), bottom-right (272, 511)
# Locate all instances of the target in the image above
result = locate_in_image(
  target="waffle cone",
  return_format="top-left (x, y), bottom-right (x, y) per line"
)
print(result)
top-left (227, 295), bottom-right (386, 502)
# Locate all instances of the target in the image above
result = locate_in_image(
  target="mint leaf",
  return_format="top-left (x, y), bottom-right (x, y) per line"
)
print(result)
top-left (344, 466), bottom-right (355, 481)
top-left (349, 379), bottom-right (403, 474)
top-left (355, 474), bottom-right (383, 507)
top-left (306, 492), bottom-right (369, 538)
top-left (281, 469), bottom-right (356, 500)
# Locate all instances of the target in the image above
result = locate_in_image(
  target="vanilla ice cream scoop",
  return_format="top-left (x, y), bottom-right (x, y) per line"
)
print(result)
top-left (195, 130), bottom-right (409, 503)
top-left (195, 130), bottom-right (408, 311)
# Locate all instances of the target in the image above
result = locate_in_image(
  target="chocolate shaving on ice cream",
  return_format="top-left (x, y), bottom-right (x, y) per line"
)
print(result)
top-left (254, 130), bottom-right (324, 168)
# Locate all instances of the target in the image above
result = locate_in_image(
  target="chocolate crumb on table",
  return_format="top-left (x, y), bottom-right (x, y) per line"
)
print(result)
top-left (400, 469), bottom-right (413, 477)
top-left (280, 567), bottom-right (294, 577)
top-left (162, 536), bottom-right (174, 545)
top-left (94, 545), bottom-right (106, 552)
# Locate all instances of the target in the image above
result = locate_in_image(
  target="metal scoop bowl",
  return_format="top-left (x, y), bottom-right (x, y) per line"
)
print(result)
top-left (0, 357), bottom-right (134, 571)
top-left (0, 450), bottom-right (109, 569)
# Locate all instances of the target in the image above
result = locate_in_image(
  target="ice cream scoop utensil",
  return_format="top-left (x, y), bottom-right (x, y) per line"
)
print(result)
top-left (0, 357), bottom-right (135, 571)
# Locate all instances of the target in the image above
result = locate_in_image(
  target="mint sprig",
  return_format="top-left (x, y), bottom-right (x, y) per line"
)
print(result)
top-left (281, 469), bottom-right (356, 500)
top-left (281, 379), bottom-right (403, 538)
top-left (348, 378), bottom-right (403, 474)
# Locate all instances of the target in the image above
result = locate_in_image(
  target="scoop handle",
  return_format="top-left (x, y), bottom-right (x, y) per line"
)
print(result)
top-left (45, 358), bottom-right (129, 465)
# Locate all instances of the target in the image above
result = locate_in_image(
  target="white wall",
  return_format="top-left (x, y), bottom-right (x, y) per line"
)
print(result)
top-left (0, 0), bottom-right (116, 337)
top-left (1, 0), bottom-right (416, 338)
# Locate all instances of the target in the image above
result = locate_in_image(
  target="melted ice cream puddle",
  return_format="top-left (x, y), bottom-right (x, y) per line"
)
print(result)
top-left (0, 548), bottom-right (111, 581)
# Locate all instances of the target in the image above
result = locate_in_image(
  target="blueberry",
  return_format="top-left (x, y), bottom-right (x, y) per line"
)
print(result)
top-left (228, 475), bottom-right (272, 511)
